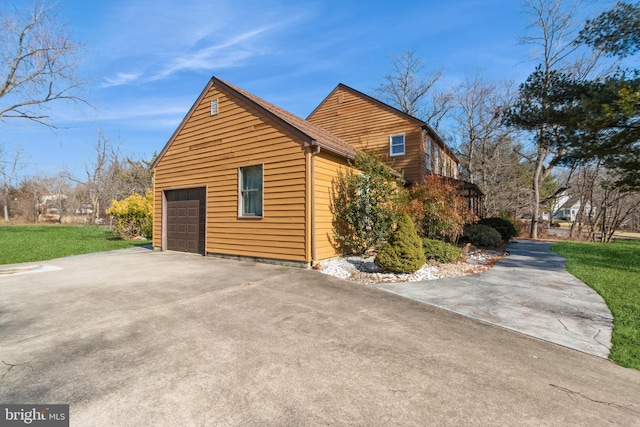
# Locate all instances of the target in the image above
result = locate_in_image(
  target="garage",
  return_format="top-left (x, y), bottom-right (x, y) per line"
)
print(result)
top-left (165, 188), bottom-right (206, 254)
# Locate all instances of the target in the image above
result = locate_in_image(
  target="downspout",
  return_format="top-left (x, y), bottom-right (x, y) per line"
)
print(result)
top-left (310, 143), bottom-right (321, 265)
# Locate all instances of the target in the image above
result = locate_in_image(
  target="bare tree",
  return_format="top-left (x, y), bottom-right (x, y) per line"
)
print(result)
top-left (0, 1), bottom-right (85, 127)
top-left (375, 49), bottom-right (453, 129)
top-left (0, 147), bottom-right (23, 221)
top-left (65, 132), bottom-right (118, 224)
top-left (47, 172), bottom-right (71, 223)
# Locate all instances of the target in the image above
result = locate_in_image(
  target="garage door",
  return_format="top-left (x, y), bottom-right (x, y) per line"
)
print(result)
top-left (167, 200), bottom-right (200, 252)
top-left (165, 188), bottom-right (206, 254)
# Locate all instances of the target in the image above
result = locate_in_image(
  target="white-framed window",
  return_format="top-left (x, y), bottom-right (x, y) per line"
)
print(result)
top-left (239, 164), bottom-right (263, 218)
top-left (210, 98), bottom-right (219, 116)
top-left (425, 140), bottom-right (432, 172)
top-left (389, 134), bottom-right (405, 156)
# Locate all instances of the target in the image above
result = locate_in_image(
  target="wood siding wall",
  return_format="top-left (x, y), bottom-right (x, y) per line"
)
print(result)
top-left (313, 151), bottom-right (353, 260)
top-left (153, 84), bottom-right (310, 262)
top-left (308, 86), bottom-right (424, 183)
top-left (308, 86), bottom-right (460, 185)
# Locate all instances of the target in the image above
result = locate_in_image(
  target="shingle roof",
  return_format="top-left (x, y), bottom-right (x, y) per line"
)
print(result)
top-left (214, 78), bottom-right (357, 160)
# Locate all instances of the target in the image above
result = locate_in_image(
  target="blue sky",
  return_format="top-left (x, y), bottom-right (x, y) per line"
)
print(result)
top-left (2, 0), bottom-right (617, 180)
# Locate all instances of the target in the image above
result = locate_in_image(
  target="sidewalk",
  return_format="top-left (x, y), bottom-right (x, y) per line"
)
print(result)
top-left (374, 240), bottom-right (613, 358)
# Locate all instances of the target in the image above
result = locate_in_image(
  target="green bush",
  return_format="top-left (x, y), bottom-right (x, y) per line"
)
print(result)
top-left (462, 224), bottom-right (503, 248)
top-left (375, 213), bottom-right (426, 273)
top-left (478, 217), bottom-right (518, 242)
top-left (422, 238), bottom-right (462, 263)
top-left (331, 152), bottom-right (402, 255)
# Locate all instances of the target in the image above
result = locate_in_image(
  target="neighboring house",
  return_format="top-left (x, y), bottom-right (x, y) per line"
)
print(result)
top-left (307, 84), bottom-right (483, 217)
top-left (552, 192), bottom-right (595, 222)
top-left (151, 77), bottom-right (356, 266)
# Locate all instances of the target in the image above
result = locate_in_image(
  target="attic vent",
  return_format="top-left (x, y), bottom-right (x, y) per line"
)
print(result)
top-left (210, 98), bottom-right (219, 116)
top-left (337, 94), bottom-right (344, 104)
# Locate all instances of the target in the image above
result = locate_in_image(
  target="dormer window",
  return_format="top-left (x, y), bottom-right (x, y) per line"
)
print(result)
top-left (390, 134), bottom-right (405, 156)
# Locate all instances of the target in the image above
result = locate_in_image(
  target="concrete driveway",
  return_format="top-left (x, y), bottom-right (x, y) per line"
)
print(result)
top-left (1, 249), bottom-right (639, 426)
top-left (375, 240), bottom-right (613, 358)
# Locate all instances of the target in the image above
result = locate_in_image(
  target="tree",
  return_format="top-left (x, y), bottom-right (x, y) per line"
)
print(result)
top-left (451, 75), bottom-right (533, 217)
top-left (65, 132), bottom-right (118, 224)
top-left (0, 1), bottom-right (85, 127)
top-left (510, 0), bottom-right (604, 238)
top-left (559, 73), bottom-right (640, 189)
top-left (566, 2), bottom-right (640, 189)
top-left (375, 49), bottom-right (452, 128)
top-left (578, 1), bottom-right (640, 58)
top-left (109, 154), bottom-right (156, 199)
top-left (0, 147), bottom-right (23, 221)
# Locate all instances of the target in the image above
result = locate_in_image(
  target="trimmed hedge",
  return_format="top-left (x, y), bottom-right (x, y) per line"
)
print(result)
top-left (422, 238), bottom-right (462, 263)
top-left (462, 224), bottom-right (502, 248)
top-left (375, 213), bottom-right (426, 273)
top-left (479, 217), bottom-right (518, 242)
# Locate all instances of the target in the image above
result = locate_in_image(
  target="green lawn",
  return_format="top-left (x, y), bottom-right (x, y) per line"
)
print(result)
top-left (0, 225), bottom-right (149, 265)
top-left (552, 240), bottom-right (640, 370)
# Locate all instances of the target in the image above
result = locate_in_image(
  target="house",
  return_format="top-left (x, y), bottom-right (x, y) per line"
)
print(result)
top-left (552, 191), bottom-right (595, 222)
top-left (152, 77), bottom-right (482, 266)
top-left (307, 84), bottom-right (483, 217)
top-left (151, 77), bottom-right (356, 266)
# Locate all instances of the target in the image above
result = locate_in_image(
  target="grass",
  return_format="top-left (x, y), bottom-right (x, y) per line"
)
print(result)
top-left (0, 224), bottom-right (149, 265)
top-left (551, 240), bottom-right (640, 370)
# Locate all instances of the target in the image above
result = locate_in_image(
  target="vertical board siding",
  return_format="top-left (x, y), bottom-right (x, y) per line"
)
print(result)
top-left (153, 84), bottom-right (308, 262)
top-left (308, 86), bottom-right (424, 184)
top-left (313, 151), bottom-right (353, 260)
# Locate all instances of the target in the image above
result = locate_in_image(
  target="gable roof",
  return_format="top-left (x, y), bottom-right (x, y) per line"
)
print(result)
top-left (308, 83), bottom-right (459, 163)
top-left (152, 77), bottom-right (356, 171)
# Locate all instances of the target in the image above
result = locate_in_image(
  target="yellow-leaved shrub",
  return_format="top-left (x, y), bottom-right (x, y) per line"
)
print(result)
top-left (106, 190), bottom-right (153, 240)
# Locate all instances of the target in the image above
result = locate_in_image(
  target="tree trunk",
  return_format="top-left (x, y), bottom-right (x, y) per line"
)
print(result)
top-left (530, 152), bottom-right (545, 239)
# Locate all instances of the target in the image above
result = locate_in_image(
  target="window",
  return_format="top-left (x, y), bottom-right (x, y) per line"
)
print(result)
top-left (239, 165), bottom-right (263, 217)
top-left (441, 152), bottom-right (447, 176)
top-left (210, 98), bottom-right (218, 116)
top-left (390, 134), bottom-right (405, 156)
top-left (425, 140), bottom-right (432, 172)
top-left (433, 147), bottom-right (439, 175)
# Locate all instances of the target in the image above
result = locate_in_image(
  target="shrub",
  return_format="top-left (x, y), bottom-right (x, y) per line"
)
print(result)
top-left (478, 217), bottom-right (518, 242)
top-left (401, 176), bottom-right (477, 243)
top-left (375, 213), bottom-right (426, 273)
top-left (462, 224), bottom-right (502, 248)
top-left (331, 152), bottom-right (402, 255)
top-left (422, 238), bottom-right (462, 263)
top-left (106, 190), bottom-right (153, 240)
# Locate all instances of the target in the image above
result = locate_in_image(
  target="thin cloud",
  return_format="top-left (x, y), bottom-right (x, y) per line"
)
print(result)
top-left (101, 71), bottom-right (143, 88)
top-left (100, 25), bottom-right (278, 86)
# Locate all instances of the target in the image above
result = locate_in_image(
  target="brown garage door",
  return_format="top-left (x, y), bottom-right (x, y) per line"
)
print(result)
top-left (167, 200), bottom-right (200, 253)
top-left (165, 188), bottom-right (206, 254)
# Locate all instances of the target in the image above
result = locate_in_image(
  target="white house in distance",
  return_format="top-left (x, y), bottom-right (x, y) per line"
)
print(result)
top-left (552, 190), bottom-right (595, 222)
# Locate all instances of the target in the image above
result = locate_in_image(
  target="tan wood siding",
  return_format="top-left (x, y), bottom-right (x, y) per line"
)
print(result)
top-left (308, 86), bottom-right (424, 184)
top-left (153, 84), bottom-right (309, 262)
top-left (313, 151), bottom-right (353, 260)
top-left (308, 86), bottom-right (461, 185)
